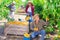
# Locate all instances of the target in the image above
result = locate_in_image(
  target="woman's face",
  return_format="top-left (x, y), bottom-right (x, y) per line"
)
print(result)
top-left (34, 15), bottom-right (39, 21)
top-left (28, 3), bottom-right (31, 6)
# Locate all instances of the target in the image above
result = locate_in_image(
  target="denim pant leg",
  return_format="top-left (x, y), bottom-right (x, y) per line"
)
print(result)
top-left (31, 31), bottom-right (39, 39)
top-left (39, 30), bottom-right (46, 40)
top-left (28, 12), bottom-right (33, 22)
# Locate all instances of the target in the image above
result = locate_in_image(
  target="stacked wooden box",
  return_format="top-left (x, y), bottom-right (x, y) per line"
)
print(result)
top-left (4, 21), bottom-right (29, 36)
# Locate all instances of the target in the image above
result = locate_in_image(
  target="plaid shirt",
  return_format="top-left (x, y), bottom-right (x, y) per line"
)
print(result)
top-left (30, 19), bottom-right (48, 31)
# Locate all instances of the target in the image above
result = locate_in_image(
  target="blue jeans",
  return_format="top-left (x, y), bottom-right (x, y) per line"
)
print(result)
top-left (31, 30), bottom-right (46, 40)
top-left (27, 12), bottom-right (33, 22)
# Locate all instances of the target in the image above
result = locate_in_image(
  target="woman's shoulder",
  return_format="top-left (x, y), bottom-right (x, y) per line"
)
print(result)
top-left (39, 19), bottom-right (46, 23)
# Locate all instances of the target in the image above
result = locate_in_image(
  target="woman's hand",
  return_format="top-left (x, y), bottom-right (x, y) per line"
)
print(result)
top-left (34, 27), bottom-right (39, 31)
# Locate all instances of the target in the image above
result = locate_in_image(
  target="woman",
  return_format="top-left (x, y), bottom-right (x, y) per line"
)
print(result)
top-left (30, 14), bottom-right (48, 40)
top-left (25, 1), bottom-right (34, 22)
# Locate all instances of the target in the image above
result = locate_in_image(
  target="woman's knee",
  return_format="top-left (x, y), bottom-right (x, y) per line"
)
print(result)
top-left (30, 32), bottom-right (36, 38)
top-left (40, 30), bottom-right (46, 36)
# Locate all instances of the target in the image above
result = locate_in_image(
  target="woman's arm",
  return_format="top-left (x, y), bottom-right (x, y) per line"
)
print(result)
top-left (32, 6), bottom-right (34, 16)
top-left (41, 20), bottom-right (48, 26)
top-left (30, 22), bottom-right (34, 31)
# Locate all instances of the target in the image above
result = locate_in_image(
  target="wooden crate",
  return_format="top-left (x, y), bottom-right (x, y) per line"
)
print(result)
top-left (6, 35), bottom-right (23, 40)
top-left (4, 22), bottom-right (29, 36)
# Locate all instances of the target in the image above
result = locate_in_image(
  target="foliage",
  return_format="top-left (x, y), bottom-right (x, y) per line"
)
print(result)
top-left (0, 0), bottom-right (22, 20)
top-left (32, 0), bottom-right (60, 33)
top-left (33, 0), bottom-right (44, 13)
